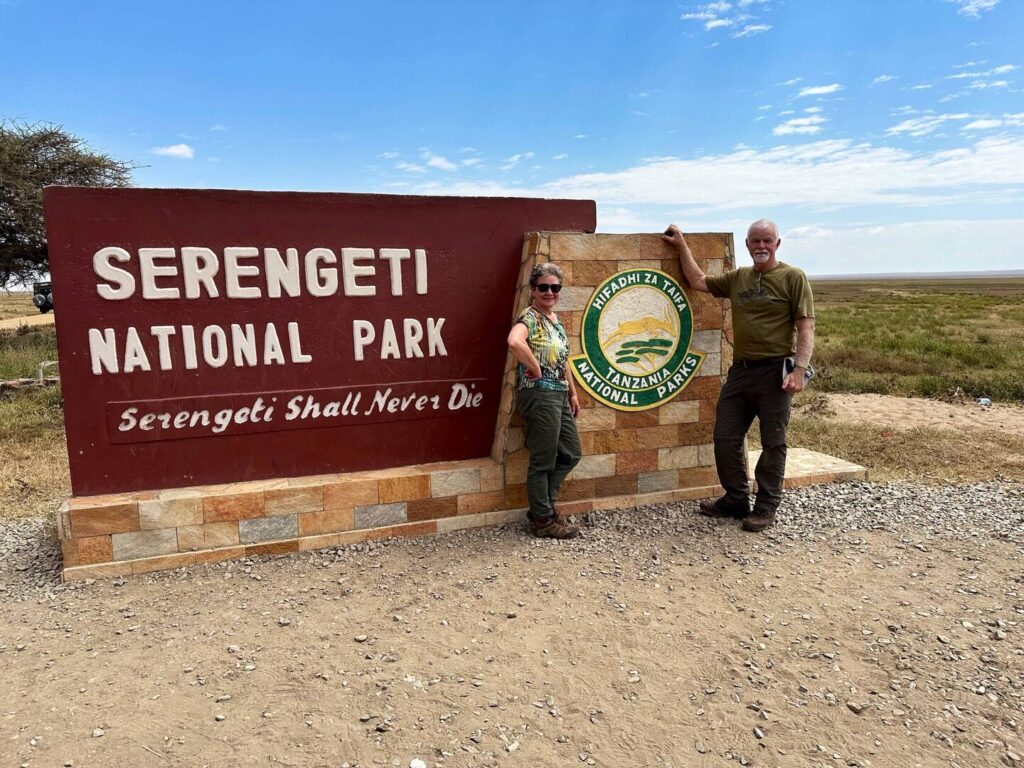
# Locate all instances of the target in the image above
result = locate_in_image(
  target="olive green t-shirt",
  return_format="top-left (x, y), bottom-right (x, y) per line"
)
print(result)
top-left (704, 262), bottom-right (814, 360)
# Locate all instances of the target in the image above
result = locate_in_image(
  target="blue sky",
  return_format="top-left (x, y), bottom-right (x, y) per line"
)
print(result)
top-left (3, 0), bottom-right (1022, 275)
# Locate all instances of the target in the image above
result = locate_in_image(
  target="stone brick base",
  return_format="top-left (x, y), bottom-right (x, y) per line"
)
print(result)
top-left (57, 448), bottom-right (867, 581)
top-left (56, 457), bottom-right (722, 581)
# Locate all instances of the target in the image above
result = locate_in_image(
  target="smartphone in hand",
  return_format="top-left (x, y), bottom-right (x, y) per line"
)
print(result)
top-left (783, 357), bottom-right (814, 383)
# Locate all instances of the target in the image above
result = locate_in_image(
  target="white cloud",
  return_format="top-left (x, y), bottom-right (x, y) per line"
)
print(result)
top-left (553, 153), bottom-right (568, 160)
top-left (151, 144), bottom-right (194, 159)
top-left (209, 123), bottom-right (228, 132)
top-left (681, 1), bottom-right (772, 38)
top-left (949, 63), bottom-right (1018, 79)
top-left (458, 146), bottom-right (478, 153)
top-left (460, 158), bottom-right (483, 167)
top-left (597, 205), bottom-right (650, 230)
top-left (872, 75), bottom-right (896, 84)
top-left (963, 113), bottom-right (1024, 130)
top-left (425, 137), bottom-right (1024, 212)
top-left (783, 219), bottom-right (1024, 275)
top-left (804, 106), bottom-right (823, 114)
top-left (969, 79), bottom-right (1009, 89)
top-left (377, 151), bottom-right (399, 159)
top-left (963, 119), bottom-right (1003, 130)
top-left (395, 161), bottom-right (426, 173)
top-left (909, 84), bottom-right (933, 90)
top-left (798, 83), bottom-right (843, 97)
top-left (778, 78), bottom-right (802, 86)
top-left (501, 152), bottom-right (535, 170)
top-left (734, 23), bottom-right (771, 37)
top-left (420, 149), bottom-right (457, 171)
top-left (773, 116), bottom-right (827, 136)
top-left (949, 0), bottom-right (1000, 18)
top-left (886, 112), bottom-right (973, 137)
top-left (574, 134), bottom-right (588, 139)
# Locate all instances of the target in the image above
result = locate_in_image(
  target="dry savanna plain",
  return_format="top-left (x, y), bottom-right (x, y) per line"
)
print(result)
top-left (0, 280), bottom-right (1022, 768)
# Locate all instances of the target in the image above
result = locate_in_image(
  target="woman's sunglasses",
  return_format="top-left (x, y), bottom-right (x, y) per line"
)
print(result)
top-left (534, 284), bottom-right (562, 293)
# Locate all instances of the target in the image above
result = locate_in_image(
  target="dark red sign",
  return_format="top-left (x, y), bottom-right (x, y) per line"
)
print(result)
top-left (44, 188), bottom-right (595, 495)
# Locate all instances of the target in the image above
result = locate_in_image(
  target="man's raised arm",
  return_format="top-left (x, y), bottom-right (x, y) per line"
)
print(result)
top-left (662, 225), bottom-right (709, 293)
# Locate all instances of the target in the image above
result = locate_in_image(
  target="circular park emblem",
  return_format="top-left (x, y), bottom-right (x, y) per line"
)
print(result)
top-left (569, 268), bottom-right (704, 411)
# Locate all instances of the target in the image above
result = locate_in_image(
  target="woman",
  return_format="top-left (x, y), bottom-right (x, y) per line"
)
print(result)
top-left (506, 263), bottom-right (582, 539)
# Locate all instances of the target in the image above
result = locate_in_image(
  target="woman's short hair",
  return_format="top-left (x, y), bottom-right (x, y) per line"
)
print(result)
top-left (529, 263), bottom-right (564, 287)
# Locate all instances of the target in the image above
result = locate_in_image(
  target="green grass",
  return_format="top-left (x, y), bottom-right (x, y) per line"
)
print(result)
top-left (0, 326), bottom-right (60, 380)
top-left (0, 384), bottom-right (64, 439)
top-left (810, 278), bottom-right (1024, 401)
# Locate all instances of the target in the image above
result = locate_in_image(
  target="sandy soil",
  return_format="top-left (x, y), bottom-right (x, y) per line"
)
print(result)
top-left (818, 393), bottom-right (1024, 436)
top-left (1, 496), bottom-right (1021, 768)
top-left (0, 312), bottom-right (54, 331)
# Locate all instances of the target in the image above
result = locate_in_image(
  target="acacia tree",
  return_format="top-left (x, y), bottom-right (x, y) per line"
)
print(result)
top-left (0, 121), bottom-right (133, 286)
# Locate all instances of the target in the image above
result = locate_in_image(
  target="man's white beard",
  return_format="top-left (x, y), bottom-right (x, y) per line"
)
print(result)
top-left (752, 251), bottom-right (771, 264)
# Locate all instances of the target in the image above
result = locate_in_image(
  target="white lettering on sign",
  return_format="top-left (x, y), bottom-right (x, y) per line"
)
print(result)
top-left (110, 380), bottom-right (485, 440)
top-left (86, 244), bottom-right (448, 374)
top-left (181, 247), bottom-right (220, 298)
top-left (379, 249), bottom-right (409, 295)
top-left (342, 248), bottom-right (375, 296)
top-left (139, 248), bottom-right (180, 300)
top-left (89, 322), bottom-right (312, 374)
top-left (118, 396), bottom-right (275, 435)
top-left (264, 248), bottom-right (300, 298)
top-left (352, 318), bottom-right (447, 362)
top-left (224, 247), bottom-right (262, 299)
top-left (93, 247), bottom-right (136, 300)
top-left (94, 246), bottom-right (429, 300)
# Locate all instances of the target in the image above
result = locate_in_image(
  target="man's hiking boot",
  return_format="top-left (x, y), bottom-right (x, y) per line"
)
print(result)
top-left (530, 516), bottom-right (581, 539)
top-left (741, 509), bottom-right (776, 532)
top-left (698, 496), bottom-right (749, 519)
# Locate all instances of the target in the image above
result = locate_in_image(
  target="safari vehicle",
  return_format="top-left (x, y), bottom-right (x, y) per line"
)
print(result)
top-left (32, 281), bottom-right (53, 313)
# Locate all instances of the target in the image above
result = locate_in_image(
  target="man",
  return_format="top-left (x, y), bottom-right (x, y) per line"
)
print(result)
top-left (662, 220), bottom-right (815, 532)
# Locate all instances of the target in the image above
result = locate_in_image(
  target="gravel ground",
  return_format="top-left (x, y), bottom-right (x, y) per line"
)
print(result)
top-left (1, 480), bottom-right (1022, 768)
top-left (3, 480), bottom-right (1021, 601)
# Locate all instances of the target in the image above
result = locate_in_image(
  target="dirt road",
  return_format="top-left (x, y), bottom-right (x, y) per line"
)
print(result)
top-left (2, 484), bottom-right (1021, 768)
top-left (0, 312), bottom-right (55, 331)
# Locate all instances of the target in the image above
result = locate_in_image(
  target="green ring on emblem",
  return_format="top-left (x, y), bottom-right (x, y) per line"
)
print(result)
top-left (570, 268), bottom-right (705, 411)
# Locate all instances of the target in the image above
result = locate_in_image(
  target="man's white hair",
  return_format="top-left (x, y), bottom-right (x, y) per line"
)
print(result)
top-left (746, 219), bottom-right (779, 240)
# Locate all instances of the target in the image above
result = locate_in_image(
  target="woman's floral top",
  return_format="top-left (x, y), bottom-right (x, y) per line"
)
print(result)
top-left (514, 307), bottom-right (569, 391)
